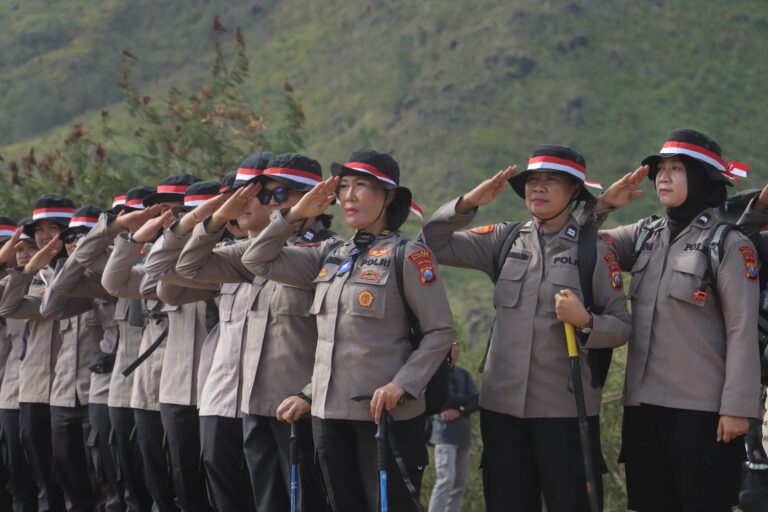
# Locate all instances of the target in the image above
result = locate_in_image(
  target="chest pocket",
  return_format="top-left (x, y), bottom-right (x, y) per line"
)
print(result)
top-left (349, 270), bottom-right (390, 319)
top-left (547, 264), bottom-right (584, 310)
top-left (272, 284), bottom-right (312, 317)
top-left (218, 283), bottom-right (239, 322)
top-left (628, 251), bottom-right (652, 299)
top-left (667, 252), bottom-right (708, 307)
top-left (494, 259), bottom-right (528, 309)
top-left (309, 265), bottom-right (337, 315)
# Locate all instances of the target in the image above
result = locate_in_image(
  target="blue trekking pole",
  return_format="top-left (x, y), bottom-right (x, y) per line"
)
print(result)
top-left (376, 410), bottom-right (389, 512)
top-left (290, 421), bottom-right (299, 512)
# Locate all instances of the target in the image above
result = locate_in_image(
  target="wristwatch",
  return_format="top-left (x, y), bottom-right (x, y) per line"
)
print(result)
top-left (576, 313), bottom-right (594, 335)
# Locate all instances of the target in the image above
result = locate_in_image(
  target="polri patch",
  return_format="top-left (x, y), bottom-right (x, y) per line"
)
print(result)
top-left (739, 246), bottom-right (759, 282)
top-left (368, 247), bottom-right (392, 257)
top-left (604, 252), bottom-right (623, 291)
top-left (358, 289), bottom-right (375, 308)
top-left (407, 249), bottom-right (438, 285)
top-left (469, 225), bottom-right (494, 235)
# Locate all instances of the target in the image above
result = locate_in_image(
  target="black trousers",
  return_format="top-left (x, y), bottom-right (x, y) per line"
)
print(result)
top-left (0, 408), bottom-right (38, 511)
top-left (50, 404), bottom-right (95, 512)
top-left (312, 415), bottom-right (426, 512)
top-left (621, 404), bottom-right (745, 512)
top-left (199, 415), bottom-right (253, 511)
top-left (109, 407), bottom-right (152, 512)
top-left (159, 404), bottom-right (212, 512)
top-left (19, 402), bottom-right (66, 512)
top-left (243, 414), bottom-right (329, 512)
top-left (133, 408), bottom-right (178, 512)
top-left (480, 408), bottom-right (605, 512)
top-left (88, 403), bottom-right (124, 512)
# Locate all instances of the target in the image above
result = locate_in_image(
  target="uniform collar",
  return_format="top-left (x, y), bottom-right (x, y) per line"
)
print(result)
top-left (519, 216), bottom-right (579, 241)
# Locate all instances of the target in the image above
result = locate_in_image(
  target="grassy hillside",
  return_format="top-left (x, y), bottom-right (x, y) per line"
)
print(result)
top-left (2, 2), bottom-right (767, 508)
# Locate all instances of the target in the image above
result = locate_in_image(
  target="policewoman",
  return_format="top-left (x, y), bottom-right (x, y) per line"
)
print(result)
top-left (422, 145), bottom-right (631, 512)
top-left (586, 128), bottom-right (759, 511)
top-left (241, 149), bottom-right (456, 512)
top-left (175, 152), bottom-right (333, 511)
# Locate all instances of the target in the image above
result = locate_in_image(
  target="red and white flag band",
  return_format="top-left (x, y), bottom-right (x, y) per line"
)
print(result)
top-left (344, 162), bottom-right (398, 188)
top-left (184, 195), bottom-right (216, 207)
top-left (156, 185), bottom-right (189, 194)
top-left (0, 225), bottom-right (16, 237)
top-left (32, 208), bottom-right (76, 221)
top-left (112, 195), bottom-right (127, 208)
top-left (69, 216), bottom-right (99, 229)
top-left (235, 167), bottom-right (262, 182)
top-left (526, 156), bottom-right (603, 190)
top-left (262, 167), bottom-right (322, 187)
top-left (660, 141), bottom-right (750, 180)
top-left (124, 199), bottom-right (145, 209)
top-left (410, 201), bottom-right (424, 220)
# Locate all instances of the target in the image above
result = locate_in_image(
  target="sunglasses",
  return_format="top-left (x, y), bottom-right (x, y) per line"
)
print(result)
top-left (62, 232), bottom-right (87, 245)
top-left (256, 186), bottom-right (291, 206)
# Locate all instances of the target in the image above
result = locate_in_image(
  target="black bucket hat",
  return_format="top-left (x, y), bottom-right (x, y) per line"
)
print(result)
top-left (110, 193), bottom-right (127, 214)
top-left (331, 149), bottom-right (422, 224)
top-left (143, 174), bottom-right (201, 207)
top-left (232, 152), bottom-right (274, 190)
top-left (59, 205), bottom-right (103, 240)
top-left (184, 181), bottom-right (220, 209)
top-left (641, 129), bottom-right (749, 186)
top-left (22, 194), bottom-right (76, 237)
top-left (259, 153), bottom-right (322, 193)
top-left (0, 217), bottom-right (17, 243)
top-left (123, 186), bottom-right (156, 212)
top-left (218, 170), bottom-right (237, 194)
top-left (509, 145), bottom-right (601, 201)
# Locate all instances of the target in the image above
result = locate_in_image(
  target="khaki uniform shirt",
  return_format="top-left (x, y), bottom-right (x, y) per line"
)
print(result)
top-left (423, 198), bottom-right (631, 418)
top-left (0, 267), bottom-right (61, 404)
top-left (241, 211), bottom-right (456, 422)
top-left (177, 222), bottom-right (323, 417)
top-left (587, 207), bottom-right (760, 417)
top-left (0, 277), bottom-right (25, 410)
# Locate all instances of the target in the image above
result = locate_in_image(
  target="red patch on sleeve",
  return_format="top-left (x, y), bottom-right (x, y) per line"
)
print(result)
top-left (468, 225), bottom-right (494, 235)
top-left (604, 252), bottom-right (623, 291)
top-left (739, 246), bottom-right (759, 282)
top-left (407, 249), bottom-right (437, 285)
top-left (598, 232), bottom-right (614, 246)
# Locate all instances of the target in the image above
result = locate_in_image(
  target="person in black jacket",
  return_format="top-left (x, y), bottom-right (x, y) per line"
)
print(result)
top-left (427, 341), bottom-right (479, 512)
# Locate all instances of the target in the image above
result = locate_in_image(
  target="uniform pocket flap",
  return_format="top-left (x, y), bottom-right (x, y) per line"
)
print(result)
top-left (497, 259), bottom-right (529, 281)
top-left (351, 269), bottom-right (390, 286)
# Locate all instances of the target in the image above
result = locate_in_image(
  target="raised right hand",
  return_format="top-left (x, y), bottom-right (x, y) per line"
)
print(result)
top-left (209, 183), bottom-right (262, 230)
top-left (132, 210), bottom-right (175, 244)
top-left (456, 165), bottom-right (517, 214)
top-left (0, 228), bottom-right (22, 264)
top-left (115, 204), bottom-right (163, 232)
top-left (23, 237), bottom-right (62, 274)
top-left (595, 165), bottom-right (649, 211)
top-left (285, 176), bottom-right (339, 223)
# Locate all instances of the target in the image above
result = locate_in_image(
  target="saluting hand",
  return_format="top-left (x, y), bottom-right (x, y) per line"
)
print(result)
top-left (595, 165), bottom-right (649, 211)
top-left (456, 165), bottom-right (517, 214)
top-left (554, 289), bottom-right (591, 328)
top-left (370, 382), bottom-right (406, 424)
top-left (209, 183), bottom-right (262, 231)
top-left (132, 210), bottom-right (174, 244)
top-left (717, 415), bottom-right (749, 443)
top-left (285, 177), bottom-right (339, 223)
top-left (175, 194), bottom-right (228, 235)
top-left (0, 228), bottom-right (22, 264)
top-left (276, 396), bottom-right (311, 423)
top-left (23, 238), bottom-right (62, 274)
top-left (755, 183), bottom-right (768, 213)
top-left (115, 204), bottom-right (163, 232)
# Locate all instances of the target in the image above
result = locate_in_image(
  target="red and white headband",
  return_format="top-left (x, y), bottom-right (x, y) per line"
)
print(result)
top-left (409, 201), bottom-right (424, 221)
top-left (526, 156), bottom-right (602, 190)
top-left (32, 207), bottom-right (76, 221)
top-left (124, 198), bottom-right (145, 210)
top-left (69, 216), bottom-right (99, 229)
top-left (262, 167), bottom-right (322, 187)
top-left (112, 195), bottom-right (127, 209)
top-left (184, 194), bottom-right (216, 207)
top-left (156, 185), bottom-right (188, 194)
top-left (660, 141), bottom-right (749, 180)
top-left (235, 167), bottom-right (262, 183)
top-left (343, 162), bottom-right (398, 187)
top-left (0, 224), bottom-right (16, 237)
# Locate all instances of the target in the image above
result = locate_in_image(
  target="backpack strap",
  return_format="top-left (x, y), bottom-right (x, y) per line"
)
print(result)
top-left (492, 221), bottom-right (525, 283)
top-left (395, 240), bottom-right (422, 349)
top-left (632, 215), bottom-right (664, 264)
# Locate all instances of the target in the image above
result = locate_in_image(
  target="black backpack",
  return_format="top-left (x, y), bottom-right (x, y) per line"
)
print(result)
top-left (632, 190), bottom-right (768, 384)
top-left (319, 239), bottom-right (452, 415)
top-left (488, 221), bottom-right (612, 388)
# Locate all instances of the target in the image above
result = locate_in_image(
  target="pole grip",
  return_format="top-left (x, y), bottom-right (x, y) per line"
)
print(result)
top-left (565, 322), bottom-right (578, 358)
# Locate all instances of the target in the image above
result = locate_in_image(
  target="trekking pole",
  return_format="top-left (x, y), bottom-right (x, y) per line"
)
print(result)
top-left (352, 394), bottom-right (390, 512)
top-left (565, 322), bottom-right (601, 512)
top-left (290, 421), bottom-right (299, 512)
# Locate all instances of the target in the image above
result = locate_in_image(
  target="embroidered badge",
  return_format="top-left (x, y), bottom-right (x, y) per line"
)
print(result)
top-left (697, 213), bottom-right (711, 225)
top-left (469, 225), bottom-right (494, 235)
top-left (407, 249), bottom-right (437, 285)
top-left (358, 289), bottom-right (375, 308)
top-left (318, 266), bottom-right (328, 278)
top-left (359, 269), bottom-right (381, 282)
top-left (565, 226), bottom-right (578, 239)
top-left (693, 290), bottom-right (708, 302)
top-left (604, 252), bottom-right (623, 291)
top-left (739, 246), bottom-right (759, 282)
top-left (368, 247), bottom-right (392, 257)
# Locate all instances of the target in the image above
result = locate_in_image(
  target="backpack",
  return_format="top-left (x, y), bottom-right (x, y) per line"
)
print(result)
top-left (488, 221), bottom-right (612, 388)
top-left (319, 239), bottom-right (452, 415)
top-left (633, 190), bottom-right (768, 384)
